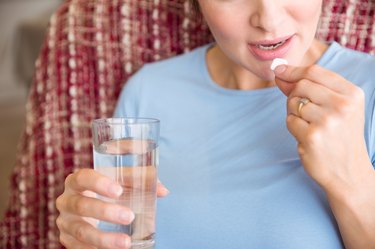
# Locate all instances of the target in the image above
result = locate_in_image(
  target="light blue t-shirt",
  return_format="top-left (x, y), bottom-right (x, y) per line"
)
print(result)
top-left (114, 42), bottom-right (375, 249)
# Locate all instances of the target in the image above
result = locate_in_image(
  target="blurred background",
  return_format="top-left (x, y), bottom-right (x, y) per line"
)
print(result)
top-left (0, 0), bottom-right (60, 219)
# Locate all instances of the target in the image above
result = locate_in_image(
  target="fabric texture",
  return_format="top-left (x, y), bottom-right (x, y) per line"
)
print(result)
top-left (0, 0), bottom-right (374, 248)
top-left (112, 41), bottom-right (375, 249)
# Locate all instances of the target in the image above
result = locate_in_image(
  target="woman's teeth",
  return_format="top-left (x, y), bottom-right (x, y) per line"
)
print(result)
top-left (257, 40), bottom-right (286, 50)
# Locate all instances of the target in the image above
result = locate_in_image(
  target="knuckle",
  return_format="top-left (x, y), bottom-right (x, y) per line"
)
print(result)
top-left (59, 233), bottom-right (75, 249)
top-left (290, 80), bottom-right (309, 98)
top-left (286, 115), bottom-right (295, 130)
top-left (65, 173), bottom-right (74, 187)
top-left (74, 169), bottom-right (87, 185)
top-left (286, 114), bottom-right (294, 124)
top-left (56, 195), bottom-right (66, 211)
top-left (293, 81), bottom-right (305, 93)
top-left (297, 143), bottom-right (306, 156)
top-left (59, 234), bottom-right (67, 246)
top-left (305, 126), bottom-right (320, 144)
top-left (334, 97), bottom-right (357, 118)
top-left (74, 225), bottom-right (86, 242)
top-left (319, 114), bottom-right (334, 128)
top-left (350, 86), bottom-right (365, 102)
top-left (337, 100), bottom-right (352, 116)
top-left (56, 216), bottom-right (64, 230)
top-left (305, 64), bottom-right (319, 77)
top-left (299, 79), bottom-right (310, 87)
top-left (320, 111), bottom-right (341, 130)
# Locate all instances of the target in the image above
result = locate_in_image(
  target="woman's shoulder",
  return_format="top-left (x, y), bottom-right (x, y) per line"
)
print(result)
top-left (121, 43), bottom-right (212, 99)
top-left (319, 42), bottom-right (375, 79)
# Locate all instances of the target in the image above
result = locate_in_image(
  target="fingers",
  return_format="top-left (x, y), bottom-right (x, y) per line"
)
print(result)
top-left (59, 232), bottom-right (96, 249)
top-left (58, 194), bottom-right (135, 224)
top-left (287, 96), bottom-right (325, 123)
top-left (286, 79), bottom-right (339, 106)
top-left (58, 170), bottom-right (169, 248)
top-left (67, 169), bottom-right (170, 198)
top-left (103, 139), bottom-right (150, 155)
top-left (286, 114), bottom-right (309, 144)
top-left (57, 168), bottom-right (133, 248)
top-left (275, 64), bottom-right (352, 95)
top-left (65, 168), bottom-right (123, 198)
top-left (278, 74), bottom-right (343, 125)
top-left (157, 180), bottom-right (170, 197)
top-left (58, 217), bottom-right (131, 249)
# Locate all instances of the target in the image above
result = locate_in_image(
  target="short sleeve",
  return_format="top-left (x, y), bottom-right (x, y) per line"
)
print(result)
top-left (368, 91), bottom-right (375, 168)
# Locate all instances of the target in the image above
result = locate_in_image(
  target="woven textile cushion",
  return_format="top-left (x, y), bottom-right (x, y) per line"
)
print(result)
top-left (0, 0), bottom-right (374, 248)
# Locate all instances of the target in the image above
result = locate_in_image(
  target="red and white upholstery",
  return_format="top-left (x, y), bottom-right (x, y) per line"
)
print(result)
top-left (0, 0), bottom-right (374, 248)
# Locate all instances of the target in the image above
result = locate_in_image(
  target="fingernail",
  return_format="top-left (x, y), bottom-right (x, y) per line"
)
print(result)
top-left (275, 65), bottom-right (287, 74)
top-left (110, 183), bottom-right (123, 196)
top-left (120, 210), bottom-right (135, 223)
top-left (116, 237), bottom-right (131, 248)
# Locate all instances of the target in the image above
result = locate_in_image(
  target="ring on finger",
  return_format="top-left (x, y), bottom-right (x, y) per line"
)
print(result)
top-left (297, 98), bottom-right (310, 117)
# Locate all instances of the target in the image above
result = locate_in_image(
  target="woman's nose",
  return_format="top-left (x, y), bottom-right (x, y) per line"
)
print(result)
top-left (249, 0), bottom-right (286, 32)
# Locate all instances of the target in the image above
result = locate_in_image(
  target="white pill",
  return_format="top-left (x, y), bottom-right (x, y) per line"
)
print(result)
top-left (270, 58), bottom-right (288, 71)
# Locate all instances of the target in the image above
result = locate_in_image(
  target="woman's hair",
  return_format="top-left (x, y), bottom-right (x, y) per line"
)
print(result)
top-left (189, 0), bottom-right (200, 13)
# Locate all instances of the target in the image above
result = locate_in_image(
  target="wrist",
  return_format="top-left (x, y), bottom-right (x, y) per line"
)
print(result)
top-left (324, 162), bottom-right (375, 209)
top-left (323, 165), bottom-right (375, 249)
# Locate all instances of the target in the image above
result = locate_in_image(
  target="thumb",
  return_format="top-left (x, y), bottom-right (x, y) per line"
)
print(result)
top-left (275, 77), bottom-right (296, 97)
top-left (157, 179), bottom-right (170, 197)
top-left (274, 65), bottom-right (296, 97)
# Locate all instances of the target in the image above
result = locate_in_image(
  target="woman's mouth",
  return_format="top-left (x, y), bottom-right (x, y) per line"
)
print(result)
top-left (256, 40), bottom-right (287, 50)
top-left (248, 35), bottom-right (295, 61)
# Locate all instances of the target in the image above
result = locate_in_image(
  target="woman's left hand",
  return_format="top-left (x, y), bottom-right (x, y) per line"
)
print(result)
top-left (274, 64), bottom-right (373, 192)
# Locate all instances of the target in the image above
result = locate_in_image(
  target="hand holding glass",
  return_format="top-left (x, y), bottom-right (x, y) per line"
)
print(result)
top-left (92, 118), bottom-right (160, 249)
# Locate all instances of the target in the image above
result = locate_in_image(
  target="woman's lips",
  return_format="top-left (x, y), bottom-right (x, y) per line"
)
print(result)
top-left (248, 35), bottom-right (295, 61)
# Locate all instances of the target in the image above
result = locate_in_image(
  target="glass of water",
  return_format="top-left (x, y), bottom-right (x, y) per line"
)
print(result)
top-left (92, 117), bottom-right (160, 249)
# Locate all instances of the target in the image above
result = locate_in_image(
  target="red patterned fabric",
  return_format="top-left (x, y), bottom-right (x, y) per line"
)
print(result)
top-left (317, 0), bottom-right (375, 53)
top-left (0, 0), bottom-right (374, 248)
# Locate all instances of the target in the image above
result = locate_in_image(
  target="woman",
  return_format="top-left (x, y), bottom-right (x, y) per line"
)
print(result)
top-left (56, 0), bottom-right (375, 248)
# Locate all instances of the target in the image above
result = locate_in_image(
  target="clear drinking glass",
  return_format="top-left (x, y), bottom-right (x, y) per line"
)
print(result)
top-left (92, 118), bottom-right (160, 249)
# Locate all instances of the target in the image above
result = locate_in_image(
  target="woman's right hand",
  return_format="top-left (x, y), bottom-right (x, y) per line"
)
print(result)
top-left (56, 168), bottom-right (169, 249)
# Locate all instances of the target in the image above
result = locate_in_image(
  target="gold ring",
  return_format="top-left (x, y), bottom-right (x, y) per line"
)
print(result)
top-left (298, 98), bottom-right (310, 117)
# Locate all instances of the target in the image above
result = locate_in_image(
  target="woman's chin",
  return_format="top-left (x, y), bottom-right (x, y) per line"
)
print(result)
top-left (258, 69), bottom-right (277, 82)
